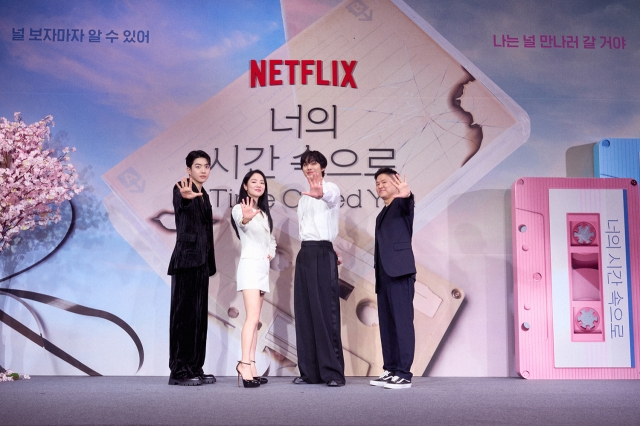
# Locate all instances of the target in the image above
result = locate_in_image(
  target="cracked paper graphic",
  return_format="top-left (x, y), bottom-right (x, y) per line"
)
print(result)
top-left (102, 0), bottom-right (528, 376)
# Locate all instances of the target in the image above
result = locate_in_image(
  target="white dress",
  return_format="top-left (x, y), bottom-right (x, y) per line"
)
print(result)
top-left (231, 204), bottom-right (277, 292)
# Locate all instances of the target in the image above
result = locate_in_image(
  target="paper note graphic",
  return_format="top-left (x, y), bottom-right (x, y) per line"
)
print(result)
top-left (103, 0), bottom-right (528, 375)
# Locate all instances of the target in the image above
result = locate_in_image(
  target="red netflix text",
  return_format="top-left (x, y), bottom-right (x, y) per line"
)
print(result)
top-left (250, 60), bottom-right (358, 88)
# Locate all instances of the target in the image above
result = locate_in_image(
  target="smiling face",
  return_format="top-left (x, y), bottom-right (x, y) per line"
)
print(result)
top-left (243, 172), bottom-right (265, 200)
top-left (302, 160), bottom-right (324, 179)
top-left (187, 157), bottom-right (210, 188)
top-left (375, 173), bottom-right (399, 205)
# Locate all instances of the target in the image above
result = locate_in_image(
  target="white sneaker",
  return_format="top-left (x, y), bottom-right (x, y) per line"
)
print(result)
top-left (369, 370), bottom-right (393, 387)
top-left (384, 376), bottom-right (412, 389)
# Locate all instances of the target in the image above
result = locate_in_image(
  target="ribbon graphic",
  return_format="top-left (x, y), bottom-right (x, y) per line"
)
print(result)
top-left (0, 201), bottom-right (144, 375)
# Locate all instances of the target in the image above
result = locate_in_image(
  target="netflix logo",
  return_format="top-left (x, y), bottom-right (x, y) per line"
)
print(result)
top-left (250, 59), bottom-right (358, 88)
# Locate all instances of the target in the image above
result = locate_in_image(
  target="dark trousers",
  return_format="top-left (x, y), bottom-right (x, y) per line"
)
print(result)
top-left (294, 241), bottom-right (345, 384)
top-left (376, 264), bottom-right (415, 380)
top-left (169, 264), bottom-right (209, 378)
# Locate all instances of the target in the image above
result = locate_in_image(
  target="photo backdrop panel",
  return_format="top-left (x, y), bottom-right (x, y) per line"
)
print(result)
top-left (103, 0), bottom-right (531, 376)
top-left (3, 0), bottom-right (635, 377)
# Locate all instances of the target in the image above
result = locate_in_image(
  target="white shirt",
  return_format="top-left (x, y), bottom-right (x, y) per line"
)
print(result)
top-left (298, 180), bottom-right (340, 242)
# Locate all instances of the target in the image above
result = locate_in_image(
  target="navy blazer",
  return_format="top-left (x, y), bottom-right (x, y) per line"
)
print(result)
top-left (167, 184), bottom-right (216, 276)
top-left (374, 193), bottom-right (416, 293)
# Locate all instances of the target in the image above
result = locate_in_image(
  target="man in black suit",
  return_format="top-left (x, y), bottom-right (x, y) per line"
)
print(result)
top-left (369, 167), bottom-right (416, 389)
top-left (167, 150), bottom-right (217, 386)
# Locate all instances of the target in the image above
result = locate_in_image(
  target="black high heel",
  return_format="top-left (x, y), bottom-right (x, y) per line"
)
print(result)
top-left (236, 361), bottom-right (260, 388)
top-left (251, 360), bottom-right (268, 384)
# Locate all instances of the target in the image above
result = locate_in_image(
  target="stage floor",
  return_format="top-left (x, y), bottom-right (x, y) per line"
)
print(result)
top-left (1, 376), bottom-right (639, 425)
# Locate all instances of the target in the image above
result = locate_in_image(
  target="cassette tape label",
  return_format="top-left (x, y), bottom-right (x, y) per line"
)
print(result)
top-left (549, 189), bottom-right (633, 368)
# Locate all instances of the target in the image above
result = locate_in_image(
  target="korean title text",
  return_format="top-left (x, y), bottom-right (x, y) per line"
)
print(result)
top-left (12, 28), bottom-right (150, 44)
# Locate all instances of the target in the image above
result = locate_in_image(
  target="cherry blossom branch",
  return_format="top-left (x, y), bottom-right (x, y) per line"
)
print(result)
top-left (0, 113), bottom-right (83, 251)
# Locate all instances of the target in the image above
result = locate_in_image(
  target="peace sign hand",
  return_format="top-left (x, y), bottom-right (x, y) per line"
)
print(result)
top-left (390, 174), bottom-right (411, 199)
top-left (302, 171), bottom-right (324, 199)
top-left (176, 177), bottom-right (203, 199)
top-left (240, 197), bottom-right (259, 223)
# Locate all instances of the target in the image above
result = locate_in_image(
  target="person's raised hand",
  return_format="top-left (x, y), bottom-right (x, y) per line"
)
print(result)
top-left (240, 197), bottom-right (259, 223)
top-left (176, 177), bottom-right (203, 199)
top-left (390, 173), bottom-right (410, 199)
top-left (302, 171), bottom-right (324, 199)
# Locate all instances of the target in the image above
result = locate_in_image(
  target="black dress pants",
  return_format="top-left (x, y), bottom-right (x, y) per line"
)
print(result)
top-left (169, 264), bottom-right (209, 378)
top-left (376, 263), bottom-right (415, 380)
top-left (294, 241), bottom-right (345, 384)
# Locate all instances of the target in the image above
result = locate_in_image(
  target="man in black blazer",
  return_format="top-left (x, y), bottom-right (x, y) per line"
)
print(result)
top-left (167, 150), bottom-right (217, 386)
top-left (369, 167), bottom-right (416, 389)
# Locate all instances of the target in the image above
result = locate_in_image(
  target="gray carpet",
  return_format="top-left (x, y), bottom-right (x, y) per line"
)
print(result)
top-left (1, 376), bottom-right (639, 425)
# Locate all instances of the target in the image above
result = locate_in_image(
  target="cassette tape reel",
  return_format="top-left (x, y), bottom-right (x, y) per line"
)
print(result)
top-left (567, 215), bottom-right (604, 341)
top-left (512, 177), bottom-right (640, 379)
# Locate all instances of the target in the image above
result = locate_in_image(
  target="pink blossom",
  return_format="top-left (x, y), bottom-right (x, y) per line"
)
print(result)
top-left (0, 113), bottom-right (82, 251)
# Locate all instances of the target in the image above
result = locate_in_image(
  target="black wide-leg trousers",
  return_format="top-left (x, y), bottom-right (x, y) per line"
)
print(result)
top-left (294, 241), bottom-right (345, 384)
top-left (376, 265), bottom-right (415, 380)
top-left (169, 264), bottom-right (209, 378)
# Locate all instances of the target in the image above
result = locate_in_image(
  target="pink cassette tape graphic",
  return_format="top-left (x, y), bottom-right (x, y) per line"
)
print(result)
top-left (512, 177), bottom-right (640, 379)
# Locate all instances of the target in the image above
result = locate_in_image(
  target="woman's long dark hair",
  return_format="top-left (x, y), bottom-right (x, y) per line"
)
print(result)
top-left (231, 169), bottom-right (273, 239)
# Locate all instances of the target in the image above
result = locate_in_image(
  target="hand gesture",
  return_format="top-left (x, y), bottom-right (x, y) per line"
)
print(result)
top-left (302, 171), bottom-right (324, 199)
top-left (240, 197), bottom-right (259, 223)
top-left (336, 252), bottom-right (342, 266)
top-left (176, 177), bottom-right (202, 199)
top-left (390, 174), bottom-right (411, 199)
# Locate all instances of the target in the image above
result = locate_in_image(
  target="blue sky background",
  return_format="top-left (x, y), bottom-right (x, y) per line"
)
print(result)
top-left (0, 0), bottom-right (285, 190)
top-left (0, 0), bottom-right (286, 375)
top-left (1, 0), bottom-right (639, 376)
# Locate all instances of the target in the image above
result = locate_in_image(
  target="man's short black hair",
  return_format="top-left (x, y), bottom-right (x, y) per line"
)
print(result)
top-left (299, 150), bottom-right (328, 177)
top-left (186, 150), bottom-right (211, 168)
top-left (374, 167), bottom-right (398, 180)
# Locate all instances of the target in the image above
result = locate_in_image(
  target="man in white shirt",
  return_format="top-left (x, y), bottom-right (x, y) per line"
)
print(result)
top-left (292, 150), bottom-right (346, 387)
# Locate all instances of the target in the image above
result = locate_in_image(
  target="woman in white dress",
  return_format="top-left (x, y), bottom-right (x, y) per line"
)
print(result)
top-left (231, 169), bottom-right (276, 388)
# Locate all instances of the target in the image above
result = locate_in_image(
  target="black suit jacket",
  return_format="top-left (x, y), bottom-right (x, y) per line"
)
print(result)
top-left (167, 184), bottom-right (216, 276)
top-left (374, 193), bottom-right (416, 293)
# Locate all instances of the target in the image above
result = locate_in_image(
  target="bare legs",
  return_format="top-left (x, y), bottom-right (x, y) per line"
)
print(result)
top-left (249, 331), bottom-right (259, 378)
top-left (238, 289), bottom-right (263, 381)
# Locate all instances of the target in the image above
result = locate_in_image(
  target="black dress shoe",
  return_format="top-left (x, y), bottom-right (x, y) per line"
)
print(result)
top-left (326, 380), bottom-right (345, 387)
top-left (168, 375), bottom-right (202, 386)
top-left (292, 377), bottom-right (308, 384)
top-left (199, 373), bottom-right (216, 384)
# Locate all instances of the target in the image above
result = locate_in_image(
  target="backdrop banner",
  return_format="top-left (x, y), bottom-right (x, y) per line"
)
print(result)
top-left (1, 0), bottom-right (638, 377)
